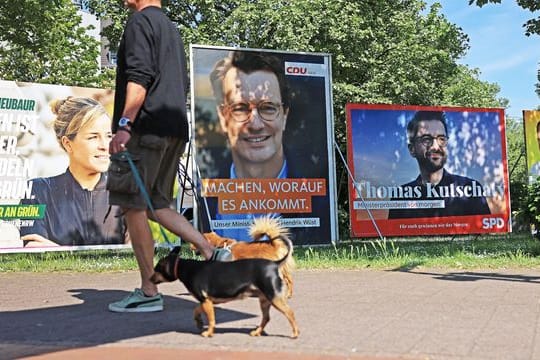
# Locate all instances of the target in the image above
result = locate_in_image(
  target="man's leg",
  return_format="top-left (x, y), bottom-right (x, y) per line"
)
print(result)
top-left (143, 137), bottom-right (230, 261)
top-left (153, 208), bottom-right (215, 260)
top-left (126, 208), bottom-right (159, 296)
top-left (108, 207), bottom-right (164, 313)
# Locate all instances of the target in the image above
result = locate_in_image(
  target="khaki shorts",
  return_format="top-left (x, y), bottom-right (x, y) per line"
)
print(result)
top-left (107, 133), bottom-right (186, 210)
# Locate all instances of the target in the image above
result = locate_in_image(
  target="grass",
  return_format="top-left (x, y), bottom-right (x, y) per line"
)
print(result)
top-left (297, 233), bottom-right (540, 270)
top-left (2, 233), bottom-right (540, 273)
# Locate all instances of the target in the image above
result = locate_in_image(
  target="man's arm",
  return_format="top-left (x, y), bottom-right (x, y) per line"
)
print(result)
top-left (122, 82), bottom-right (147, 120)
top-left (109, 82), bottom-right (147, 154)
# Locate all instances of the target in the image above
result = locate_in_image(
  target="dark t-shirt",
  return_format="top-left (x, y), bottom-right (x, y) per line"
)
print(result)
top-left (113, 6), bottom-right (189, 140)
top-left (20, 170), bottom-right (125, 246)
top-left (388, 169), bottom-right (491, 219)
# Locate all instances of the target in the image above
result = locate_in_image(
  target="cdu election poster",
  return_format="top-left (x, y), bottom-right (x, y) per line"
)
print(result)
top-left (190, 45), bottom-right (338, 245)
top-left (346, 104), bottom-right (511, 237)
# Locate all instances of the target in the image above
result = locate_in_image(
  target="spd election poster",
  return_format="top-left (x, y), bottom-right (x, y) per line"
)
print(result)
top-left (346, 104), bottom-right (511, 237)
top-left (0, 81), bottom-right (129, 253)
top-left (190, 45), bottom-right (338, 245)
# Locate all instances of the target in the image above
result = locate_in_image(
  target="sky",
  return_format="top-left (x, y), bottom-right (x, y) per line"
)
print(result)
top-left (425, 0), bottom-right (540, 118)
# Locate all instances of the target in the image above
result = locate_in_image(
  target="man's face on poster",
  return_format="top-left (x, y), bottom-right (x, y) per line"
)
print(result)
top-left (408, 119), bottom-right (448, 173)
top-left (217, 68), bottom-right (288, 166)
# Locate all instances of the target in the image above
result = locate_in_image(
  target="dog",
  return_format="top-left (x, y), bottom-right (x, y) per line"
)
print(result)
top-left (197, 217), bottom-right (295, 298)
top-left (150, 245), bottom-right (300, 339)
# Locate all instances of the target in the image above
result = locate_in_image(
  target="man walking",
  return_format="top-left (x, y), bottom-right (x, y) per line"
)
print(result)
top-left (107, 0), bottom-right (230, 313)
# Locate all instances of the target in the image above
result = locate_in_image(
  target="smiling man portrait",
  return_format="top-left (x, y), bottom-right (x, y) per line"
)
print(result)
top-left (388, 110), bottom-right (491, 219)
top-left (198, 50), bottom-right (332, 244)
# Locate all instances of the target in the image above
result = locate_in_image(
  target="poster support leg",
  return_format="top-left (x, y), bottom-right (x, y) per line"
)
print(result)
top-left (334, 140), bottom-right (385, 241)
top-left (194, 163), bottom-right (215, 232)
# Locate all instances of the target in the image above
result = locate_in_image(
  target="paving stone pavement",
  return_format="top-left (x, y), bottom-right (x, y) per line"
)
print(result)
top-left (1, 268), bottom-right (540, 360)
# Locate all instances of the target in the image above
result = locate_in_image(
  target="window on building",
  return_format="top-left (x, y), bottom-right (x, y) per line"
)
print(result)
top-left (72, 0), bottom-right (90, 13)
top-left (107, 51), bottom-right (118, 66)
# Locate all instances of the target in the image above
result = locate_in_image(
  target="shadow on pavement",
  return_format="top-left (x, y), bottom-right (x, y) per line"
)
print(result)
top-left (389, 268), bottom-right (540, 283)
top-left (0, 288), bottom-right (256, 359)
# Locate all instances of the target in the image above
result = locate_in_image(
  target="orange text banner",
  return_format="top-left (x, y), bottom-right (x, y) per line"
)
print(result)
top-left (201, 178), bottom-right (326, 214)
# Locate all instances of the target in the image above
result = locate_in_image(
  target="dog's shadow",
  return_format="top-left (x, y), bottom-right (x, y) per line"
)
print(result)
top-left (174, 291), bottom-right (292, 338)
top-left (0, 288), bottom-right (258, 358)
top-left (210, 327), bottom-right (292, 339)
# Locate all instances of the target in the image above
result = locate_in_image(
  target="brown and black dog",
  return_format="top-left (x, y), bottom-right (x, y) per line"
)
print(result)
top-left (150, 245), bottom-right (299, 339)
top-left (198, 217), bottom-right (295, 298)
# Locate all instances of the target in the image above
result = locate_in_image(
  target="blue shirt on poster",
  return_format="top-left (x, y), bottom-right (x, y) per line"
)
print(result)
top-left (214, 160), bottom-right (288, 241)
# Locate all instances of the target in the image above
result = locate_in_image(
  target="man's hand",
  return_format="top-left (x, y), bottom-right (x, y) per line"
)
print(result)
top-left (110, 130), bottom-right (131, 154)
top-left (21, 234), bottom-right (59, 247)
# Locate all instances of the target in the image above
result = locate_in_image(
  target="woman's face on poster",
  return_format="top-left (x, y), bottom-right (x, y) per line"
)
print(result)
top-left (63, 114), bottom-right (112, 174)
top-left (218, 68), bottom-right (288, 165)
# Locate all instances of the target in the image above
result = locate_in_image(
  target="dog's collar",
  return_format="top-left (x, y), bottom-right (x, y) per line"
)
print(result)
top-left (173, 256), bottom-right (180, 280)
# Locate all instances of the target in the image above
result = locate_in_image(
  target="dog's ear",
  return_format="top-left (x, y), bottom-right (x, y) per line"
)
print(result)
top-left (170, 246), bottom-right (181, 255)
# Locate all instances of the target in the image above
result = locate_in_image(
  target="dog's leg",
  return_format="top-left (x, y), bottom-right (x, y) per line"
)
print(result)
top-left (193, 304), bottom-right (204, 331)
top-left (283, 270), bottom-right (293, 298)
top-left (270, 297), bottom-right (299, 339)
top-left (250, 297), bottom-right (271, 337)
top-left (200, 299), bottom-right (216, 337)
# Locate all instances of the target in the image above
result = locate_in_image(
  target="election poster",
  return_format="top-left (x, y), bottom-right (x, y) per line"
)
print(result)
top-left (523, 110), bottom-right (540, 183)
top-left (346, 104), bottom-right (511, 237)
top-left (190, 45), bottom-right (338, 245)
top-left (0, 81), bottom-right (129, 253)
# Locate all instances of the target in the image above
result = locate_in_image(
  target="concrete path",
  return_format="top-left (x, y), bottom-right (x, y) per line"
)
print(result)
top-left (1, 268), bottom-right (540, 359)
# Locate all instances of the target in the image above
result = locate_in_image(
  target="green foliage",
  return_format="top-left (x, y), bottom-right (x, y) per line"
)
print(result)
top-left (505, 116), bottom-right (530, 230)
top-left (518, 180), bottom-right (540, 237)
top-left (0, 0), bottom-right (107, 87)
top-left (2, 1), bottom-right (535, 238)
top-left (468, 0), bottom-right (540, 232)
top-left (85, 0), bottom-right (129, 52)
top-left (85, 0), bottom-right (509, 235)
top-left (3, 234), bottom-right (540, 272)
top-left (3, 1), bottom-right (512, 236)
top-left (441, 65), bottom-right (508, 108)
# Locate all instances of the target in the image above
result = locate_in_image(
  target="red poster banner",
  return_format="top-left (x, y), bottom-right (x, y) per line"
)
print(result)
top-left (346, 104), bottom-right (511, 237)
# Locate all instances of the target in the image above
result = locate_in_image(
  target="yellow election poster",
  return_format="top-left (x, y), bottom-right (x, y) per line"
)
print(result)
top-left (524, 110), bottom-right (540, 183)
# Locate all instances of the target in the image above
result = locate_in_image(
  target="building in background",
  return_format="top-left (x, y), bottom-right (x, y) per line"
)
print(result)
top-left (72, 0), bottom-right (116, 69)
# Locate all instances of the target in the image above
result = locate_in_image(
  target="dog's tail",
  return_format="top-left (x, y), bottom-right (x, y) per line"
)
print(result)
top-left (249, 216), bottom-right (293, 264)
top-left (272, 234), bottom-right (293, 265)
top-left (249, 215), bottom-right (290, 241)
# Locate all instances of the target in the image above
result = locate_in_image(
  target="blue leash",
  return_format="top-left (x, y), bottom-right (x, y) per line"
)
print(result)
top-left (120, 151), bottom-right (173, 249)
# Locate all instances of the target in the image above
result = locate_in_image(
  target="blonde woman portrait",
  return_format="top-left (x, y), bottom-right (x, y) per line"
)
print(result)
top-left (20, 97), bottom-right (127, 246)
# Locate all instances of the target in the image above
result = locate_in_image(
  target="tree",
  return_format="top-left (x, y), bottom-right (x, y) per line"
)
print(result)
top-left (469, 0), bottom-right (540, 36)
top-left (0, 0), bottom-right (105, 87)
top-left (88, 0), bottom-right (505, 116)
top-left (441, 65), bottom-right (508, 108)
top-left (89, 0), bottom-right (506, 233)
top-left (0, 1), bottom-right (519, 234)
top-left (469, 1), bottom-right (540, 231)
top-left (87, 0), bottom-right (508, 235)
top-left (504, 116), bottom-right (529, 231)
